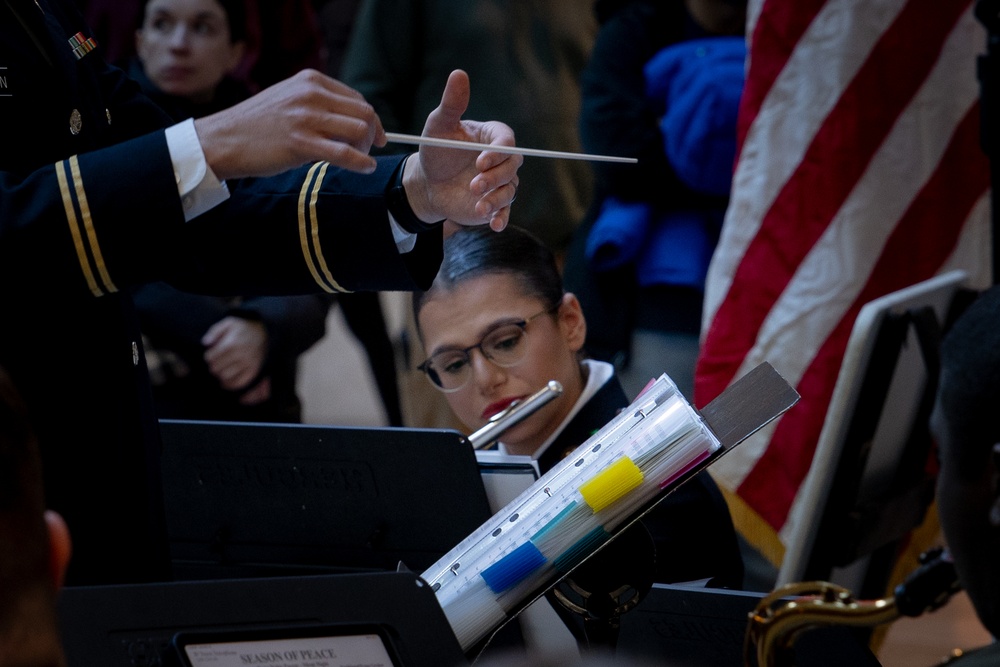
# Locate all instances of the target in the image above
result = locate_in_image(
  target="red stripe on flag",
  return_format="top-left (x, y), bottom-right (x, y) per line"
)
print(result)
top-left (737, 103), bottom-right (989, 530)
top-left (695, 0), bottom-right (973, 408)
top-left (735, 0), bottom-right (826, 155)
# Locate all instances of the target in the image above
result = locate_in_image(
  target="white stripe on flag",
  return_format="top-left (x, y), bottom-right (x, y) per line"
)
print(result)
top-left (734, 6), bottom-right (985, 397)
top-left (942, 193), bottom-right (992, 284)
top-left (703, 0), bottom-right (910, 331)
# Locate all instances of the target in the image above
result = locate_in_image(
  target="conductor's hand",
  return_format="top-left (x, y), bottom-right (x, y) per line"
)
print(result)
top-left (402, 70), bottom-right (522, 231)
top-left (194, 69), bottom-right (386, 180)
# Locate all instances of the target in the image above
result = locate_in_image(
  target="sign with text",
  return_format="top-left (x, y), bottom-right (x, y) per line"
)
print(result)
top-left (182, 632), bottom-right (395, 667)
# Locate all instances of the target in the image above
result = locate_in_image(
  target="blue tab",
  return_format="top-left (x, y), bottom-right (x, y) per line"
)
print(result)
top-left (481, 542), bottom-right (547, 593)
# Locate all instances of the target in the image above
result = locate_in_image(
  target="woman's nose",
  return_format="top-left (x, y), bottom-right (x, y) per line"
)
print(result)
top-left (168, 25), bottom-right (191, 49)
top-left (469, 347), bottom-right (506, 389)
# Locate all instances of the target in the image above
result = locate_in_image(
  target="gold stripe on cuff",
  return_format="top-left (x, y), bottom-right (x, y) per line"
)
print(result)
top-left (297, 162), bottom-right (334, 292)
top-left (69, 156), bottom-right (116, 293)
top-left (307, 162), bottom-right (348, 293)
top-left (56, 159), bottom-right (102, 297)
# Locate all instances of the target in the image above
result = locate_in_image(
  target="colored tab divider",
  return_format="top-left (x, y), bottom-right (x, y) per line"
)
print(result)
top-left (579, 456), bottom-right (644, 512)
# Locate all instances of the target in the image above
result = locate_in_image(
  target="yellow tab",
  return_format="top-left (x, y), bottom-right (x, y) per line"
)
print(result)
top-left (579, 457), bottom-right (643, 513)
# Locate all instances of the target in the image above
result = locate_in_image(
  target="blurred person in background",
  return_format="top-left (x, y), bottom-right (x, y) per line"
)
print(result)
top-left (563, 0), bottom-right (747, 401)
top-left (341, 0), bottom-right (598, 430)
top-left (128, 0), bottom-right (334, 424)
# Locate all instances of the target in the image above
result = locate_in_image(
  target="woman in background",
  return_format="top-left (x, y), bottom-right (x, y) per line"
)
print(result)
top-left (128, 0), bottom-right (332, 423)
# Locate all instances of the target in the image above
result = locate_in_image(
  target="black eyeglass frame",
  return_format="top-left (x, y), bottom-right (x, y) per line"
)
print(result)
top-left (416, 303), bottom-right (561, 393)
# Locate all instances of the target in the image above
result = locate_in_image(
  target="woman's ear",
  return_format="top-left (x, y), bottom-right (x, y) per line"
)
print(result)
top-left (44, 510), bottom-right (72, 590)
top-left (559, 293), bottom-right (587, 352)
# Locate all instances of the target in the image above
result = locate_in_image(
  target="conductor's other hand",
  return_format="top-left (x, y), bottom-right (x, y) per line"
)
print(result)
top-left (403, 70), bottom-right (522, 231)
top-left (194, 69), bottom-right (387, 180)
top-left (201, 316), bottom-right (268, 392)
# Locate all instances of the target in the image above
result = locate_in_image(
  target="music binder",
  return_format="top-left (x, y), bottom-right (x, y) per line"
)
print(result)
top-left (422, 362), bottom-right (799, 655)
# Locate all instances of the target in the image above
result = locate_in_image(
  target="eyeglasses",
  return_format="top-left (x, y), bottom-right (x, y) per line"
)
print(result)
top-left (417, 304), bottom-right (559, 393)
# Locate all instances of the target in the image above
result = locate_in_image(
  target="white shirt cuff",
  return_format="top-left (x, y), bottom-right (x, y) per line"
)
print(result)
top-left (389, 213), bottom-right (418, 254)
top-left (165, 119), bottom-right (230, 222)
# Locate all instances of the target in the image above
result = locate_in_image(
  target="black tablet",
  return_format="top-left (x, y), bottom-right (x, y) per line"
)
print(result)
top-left (158, 419), bottom-right (493, 579)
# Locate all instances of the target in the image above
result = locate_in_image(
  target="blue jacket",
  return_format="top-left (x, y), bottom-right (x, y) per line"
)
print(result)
top-left (584, 36), bottom-right (744, 291)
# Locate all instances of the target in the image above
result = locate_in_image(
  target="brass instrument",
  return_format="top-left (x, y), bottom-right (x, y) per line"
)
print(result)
top-left (745, 548), bottom-right (961, 667)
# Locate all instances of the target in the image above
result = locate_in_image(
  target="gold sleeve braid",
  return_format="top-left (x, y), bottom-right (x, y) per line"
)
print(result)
top-left (56, 156), bottom-right (117, 297)
top-left (56, 158), bottom-right (353, 298)
top-left (297, 161), bottom-right (350, 294)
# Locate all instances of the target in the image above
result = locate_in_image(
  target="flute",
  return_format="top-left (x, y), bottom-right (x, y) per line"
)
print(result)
top-left (467, 381), bottom-right (563, 450)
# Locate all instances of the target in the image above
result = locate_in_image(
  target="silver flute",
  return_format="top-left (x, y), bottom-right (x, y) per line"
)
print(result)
top-left (467, 380), bottom-right (564, 450)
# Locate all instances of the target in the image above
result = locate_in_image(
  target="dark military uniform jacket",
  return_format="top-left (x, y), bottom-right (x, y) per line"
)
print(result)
top-left (0, 0), bottom-right (443, 585)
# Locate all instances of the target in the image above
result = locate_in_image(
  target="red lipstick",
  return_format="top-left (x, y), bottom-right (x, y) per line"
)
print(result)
top-left (481, 396), bottom-right (524, 421)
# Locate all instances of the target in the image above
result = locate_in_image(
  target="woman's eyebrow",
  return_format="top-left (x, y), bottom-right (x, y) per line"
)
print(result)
top-left (474, 316), bottom-right (525, 339)
top-left (428, 316), bottom-right (525, 357)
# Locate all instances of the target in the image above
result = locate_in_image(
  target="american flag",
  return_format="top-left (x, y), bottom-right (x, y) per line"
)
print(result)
top-left (695, 0), bottom-right (993, 571)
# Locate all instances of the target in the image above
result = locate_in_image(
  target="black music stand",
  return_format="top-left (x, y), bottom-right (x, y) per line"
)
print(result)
top-left (777, 271), bottom-right (972, 599)
top-left (158, 420), bottom-right (494, 579)
top-left (58, 570), bottom-right (467, 667)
